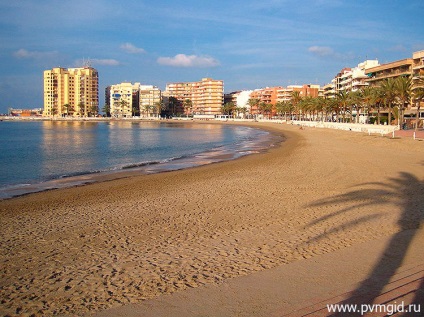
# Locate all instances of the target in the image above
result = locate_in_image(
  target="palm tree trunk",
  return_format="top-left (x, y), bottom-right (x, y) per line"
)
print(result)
top-left (416, 104), bottom-right (421, 131)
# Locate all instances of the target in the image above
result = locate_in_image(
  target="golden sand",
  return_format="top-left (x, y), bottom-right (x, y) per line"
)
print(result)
top-left (0, 122), bottom-right (423, 317)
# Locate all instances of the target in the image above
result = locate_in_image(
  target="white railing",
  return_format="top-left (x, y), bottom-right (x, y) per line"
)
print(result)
top-left (291, 120), bottom-right (398, 135)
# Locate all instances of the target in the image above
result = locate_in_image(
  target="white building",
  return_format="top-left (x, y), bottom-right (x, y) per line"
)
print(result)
top-left (335, 60), bottom-right (380, 93)
top-left (109, 83), bottom-right (161, 118)
top-left (110, 82), bottom-right (136, 118)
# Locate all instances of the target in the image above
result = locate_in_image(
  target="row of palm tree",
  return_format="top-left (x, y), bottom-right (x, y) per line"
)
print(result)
top-left (103, 99), bottom-right (164, 118)
top-left (245, 76), bottom-right (424, 130)
top-left (55, 103), bottom-right (98, 117)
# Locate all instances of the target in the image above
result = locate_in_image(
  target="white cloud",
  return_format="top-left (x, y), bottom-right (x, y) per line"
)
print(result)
top-left (308, 46), bottom-right (334, 57)
top-left (13, 48), bottom-right (58, 59)
top-left (157, 54), bottom-right (220, 67)
top-left (120, 43), bottom-right (146, 54)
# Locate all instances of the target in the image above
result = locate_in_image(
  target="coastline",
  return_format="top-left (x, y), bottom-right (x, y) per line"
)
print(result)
top-left (1, 122), bottom-right (423, 317)
top-left (0, 121), bottom-right (278, 200)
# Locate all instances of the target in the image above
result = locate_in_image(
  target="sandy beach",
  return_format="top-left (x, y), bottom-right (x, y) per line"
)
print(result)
top-left (0, 122), bottom-right (423, 317)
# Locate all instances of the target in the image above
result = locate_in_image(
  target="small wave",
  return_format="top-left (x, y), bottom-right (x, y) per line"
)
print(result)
top-left (58, 170), bottom-right (101, 179)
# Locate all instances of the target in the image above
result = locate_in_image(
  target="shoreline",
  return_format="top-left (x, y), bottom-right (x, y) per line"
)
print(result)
top-left (1, 122), bottom-right (423, 317)
top-left (0, 121), bottom-right (279, 200)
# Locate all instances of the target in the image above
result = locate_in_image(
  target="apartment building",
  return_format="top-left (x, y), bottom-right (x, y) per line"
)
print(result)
top-left (251, 87), bottom-right (282, 105)
top-left (224, 90), bottom-right (252, 108)
top-left (365, 59), bottom-right (413, 87)
top-left (412, 50), bottom-right (424, 78)
top-left (364, 51), bottom-right (424, 127)
top-left (109, 82), bottom-right (137, 117)
top-left (164, 78), bottom-right (224, 115)
top-left (324, 60), bottom-right (379, 96)
top-left (276, 84), bottom-right (321, 102)
top-left (323, 82), bottom-right (336, 98)
top-left (107, 83), bottom-right (161, 118)
top-left (43, 67), bottom-right (99, 117)
top-left (139, 85), bottom-right (161, 117)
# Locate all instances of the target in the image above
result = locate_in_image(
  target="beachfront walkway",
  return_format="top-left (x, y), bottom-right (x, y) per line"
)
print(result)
top-left (392, 129), bottom-right (424, 140)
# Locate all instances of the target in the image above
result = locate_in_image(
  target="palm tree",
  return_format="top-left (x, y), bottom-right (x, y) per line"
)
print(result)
top-left (239, 106), bottom-right (248, 118)
top-left (154, 101), bottom-right (164, 118)
top-left (167, 96), bottom-right (179, 117)
top-left (275, 101), bottom-right (285, 119)
top-left (120, 99), bottom-right (129, 117)
top-left (132, 104), bottom-right (138, 117)
top-left (90, 105), bottom-right (98, 117)
top-left (65, 103), bottom-right (75, 117)
top-left (361, 87), bottom-right (374, 124)
top-left (63, 104), bottom-right (70, 117)
top-left (348, 90), bottom-right (362, 123)
top-left (336, 90), bottom-right (349, 123)
top-left (52, 105), bottom-right (59, 117)
top-left (77, 102), bottom-right (86, 117)
top-left (258, 102), bottom-right (273, 119)
top-left (379, 78), bottom-right (397, 125)
top-left (277, 100), bottom-right (294, 121)
top-left (222, 102), bottom-right (236, 116)
top-left (370, 86), bottom-right (385, 125)
top-left (290, 91), bottom-right (302, 120)
top-left (183, 99), bottom-right (193, 117)
top-left (299, 96), bottom-right (314, 120)
top-left (412, 76), bottom-right (424, 131)
top-left (102, 104), bottom-right (111, 117)
top-left (394, 76), bottom-right (412, 129)
top-left (324, 98), bottom-right (338, 122)
top-left (314, 97), bottom-right (325, 122)
top-left (248, 98), bottom-right (260, 118)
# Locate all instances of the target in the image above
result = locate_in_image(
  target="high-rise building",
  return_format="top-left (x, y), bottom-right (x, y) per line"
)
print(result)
top-left (365, 59), bottom-right (413, 87)
top-left (139, 85), bottom-right (161, 117)
top-left (43, 67), bottom-right (99, 117)
top-left (324, 60), bottom-right (379, 96)
top-left (108, 82), bottom-right (136, 118)
top-left (107, 83), bottom-right (161, 118)
top-left (164, 78), bottom-right (224, 115)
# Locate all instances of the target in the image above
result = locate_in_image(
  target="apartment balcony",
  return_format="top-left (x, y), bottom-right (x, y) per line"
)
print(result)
top-left (366, 68), bottom-right (412, 82)
top-left (413, 60), bottom-right (424, 70)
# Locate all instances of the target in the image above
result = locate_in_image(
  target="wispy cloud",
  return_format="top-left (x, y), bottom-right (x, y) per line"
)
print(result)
top-left (389, 44), bottom-right (407, 52)
top-left (120, 43), bottom-right (146, 54)
top-left (13, 49), bottom-right (59, 59)
top-left (308, 46), bottom-right (356, 61)
top-left (92, 59), bottom-right (121, 66)
top-left (157, 54), bottom-right (220, 67)
top-left (74, 58), bottom-right (121, 67)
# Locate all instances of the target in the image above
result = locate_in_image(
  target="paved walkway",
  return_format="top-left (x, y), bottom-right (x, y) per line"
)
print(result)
top-left (282, 263), bottom-right (423, 316)
top-left (92, 228), bottom-right (424, 317)
top-left (391, 129), bottom-right (424, 140)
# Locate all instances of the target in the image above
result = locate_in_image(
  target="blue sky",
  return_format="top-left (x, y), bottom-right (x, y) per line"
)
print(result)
top-left (0, 0), bottom-right (423, 113)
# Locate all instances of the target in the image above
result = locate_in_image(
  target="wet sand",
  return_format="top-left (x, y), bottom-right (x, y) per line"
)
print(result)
top-left (0, 122), bottom-right (423, 317)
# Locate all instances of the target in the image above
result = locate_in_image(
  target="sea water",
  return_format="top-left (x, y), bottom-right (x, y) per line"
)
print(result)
top-left (0, 120), bottom-right (274, 199)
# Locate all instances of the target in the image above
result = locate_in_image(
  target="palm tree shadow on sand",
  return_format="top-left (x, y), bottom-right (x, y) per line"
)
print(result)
top-left (304, 172), bottom-right (423, 316)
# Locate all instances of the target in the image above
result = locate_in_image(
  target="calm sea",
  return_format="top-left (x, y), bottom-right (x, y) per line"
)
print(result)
top-left (0, 120), bottom-right (272, 199)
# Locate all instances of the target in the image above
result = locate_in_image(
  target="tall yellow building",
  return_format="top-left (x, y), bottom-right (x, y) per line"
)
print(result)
top-left (164, 78), bottom-right (224, 115)
top-left (43, 67), bottom-right (99, 117)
